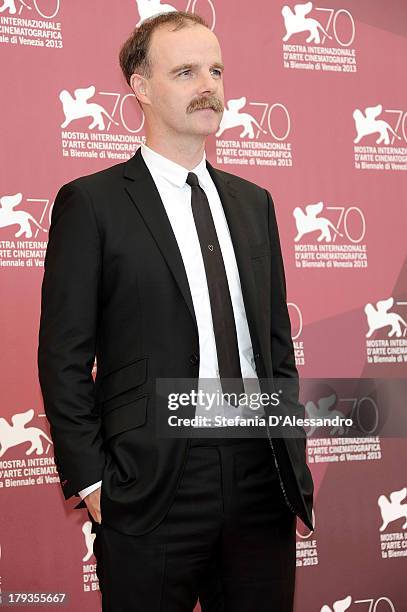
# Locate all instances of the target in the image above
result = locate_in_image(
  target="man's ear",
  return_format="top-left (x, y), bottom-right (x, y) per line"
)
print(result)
top-left (130, 73), bottom-right (149, 106)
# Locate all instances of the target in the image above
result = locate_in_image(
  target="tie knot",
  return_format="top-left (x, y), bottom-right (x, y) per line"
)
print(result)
top-left (186, 172), bottom-right (199, 187)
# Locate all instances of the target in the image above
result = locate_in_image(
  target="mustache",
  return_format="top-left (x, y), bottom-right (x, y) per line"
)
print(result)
top-left (187, 95), bottom-right (224, 114)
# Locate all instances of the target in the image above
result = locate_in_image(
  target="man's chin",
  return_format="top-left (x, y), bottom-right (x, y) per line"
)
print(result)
top-left (194, 126), bottom-right (221, 138)
top-left (190, 113), bottom-right (222, 136)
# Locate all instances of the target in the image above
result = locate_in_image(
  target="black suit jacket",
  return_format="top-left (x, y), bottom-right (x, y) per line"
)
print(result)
top-left (37, 147), bottom-right (314, 533)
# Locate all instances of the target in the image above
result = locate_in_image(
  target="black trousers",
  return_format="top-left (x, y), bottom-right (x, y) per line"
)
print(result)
top-left (90, 437), bottom-right (296, 611)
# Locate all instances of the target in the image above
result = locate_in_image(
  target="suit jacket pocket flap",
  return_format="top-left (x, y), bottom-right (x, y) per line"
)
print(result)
top-left (99, 357), bottom-right (147, 402)
top-left (103, 395), bottom-right (148, 439)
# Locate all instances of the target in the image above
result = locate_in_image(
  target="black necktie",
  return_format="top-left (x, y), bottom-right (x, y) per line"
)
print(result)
top-left (186, 172), bottom-right (244, 404)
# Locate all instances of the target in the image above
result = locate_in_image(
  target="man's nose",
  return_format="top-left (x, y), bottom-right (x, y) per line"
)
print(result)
top-left (197, 70), bottom-right (218, 94)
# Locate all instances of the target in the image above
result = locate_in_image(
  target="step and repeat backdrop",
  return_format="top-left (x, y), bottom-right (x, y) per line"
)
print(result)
top-left (1, 1), bottom-right (406, 610)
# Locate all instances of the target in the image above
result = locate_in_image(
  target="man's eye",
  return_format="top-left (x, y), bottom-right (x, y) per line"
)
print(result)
top-left (211, 69), bottom-right (222, 77)
top-left (179, 70), bottom-right (191, 76)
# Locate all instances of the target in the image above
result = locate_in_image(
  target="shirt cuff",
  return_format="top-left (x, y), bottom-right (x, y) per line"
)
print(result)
top-left (78, 480), bottom-right (102, 499)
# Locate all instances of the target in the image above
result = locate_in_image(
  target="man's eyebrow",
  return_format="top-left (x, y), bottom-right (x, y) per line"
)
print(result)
top-left (169, 62), bottom-right (225, 75)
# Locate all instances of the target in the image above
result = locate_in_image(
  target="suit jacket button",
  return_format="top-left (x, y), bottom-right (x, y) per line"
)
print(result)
top-left (190, 353), bottom-right (199, 365)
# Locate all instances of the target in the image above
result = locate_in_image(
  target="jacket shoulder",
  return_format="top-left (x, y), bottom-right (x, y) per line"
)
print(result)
top-left (212, 166), bottom-right (270, 197)
top-left (61, 160), bottom-right (126, 195)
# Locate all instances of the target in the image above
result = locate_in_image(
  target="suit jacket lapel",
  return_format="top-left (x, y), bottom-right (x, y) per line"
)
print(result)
top-left (123, 148), bottom-right (263, 358)
top-left (124, 148), bottom-right (198, 332)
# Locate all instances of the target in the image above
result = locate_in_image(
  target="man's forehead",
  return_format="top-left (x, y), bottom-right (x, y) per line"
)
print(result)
top-left (149, 23), bottom-right (221, 68)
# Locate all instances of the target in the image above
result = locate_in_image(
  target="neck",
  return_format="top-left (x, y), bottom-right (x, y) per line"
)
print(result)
top-left (144, 131), bottom-right (206, 170)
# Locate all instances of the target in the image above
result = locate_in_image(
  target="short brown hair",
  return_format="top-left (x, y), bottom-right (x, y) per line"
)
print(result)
top-left (119, 11), bottom-right (209, 85)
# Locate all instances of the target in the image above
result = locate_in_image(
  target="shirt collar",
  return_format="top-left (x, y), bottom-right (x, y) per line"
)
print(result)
top-left (140, 142), bottom-right (209, 189)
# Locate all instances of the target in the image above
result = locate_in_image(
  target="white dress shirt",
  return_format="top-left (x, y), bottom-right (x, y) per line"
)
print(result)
top-left (78, 142), bottom-right (263, 499)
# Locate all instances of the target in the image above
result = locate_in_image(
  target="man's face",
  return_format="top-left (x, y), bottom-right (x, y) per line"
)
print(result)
top-left (141, 23), bottom-right (225, 139)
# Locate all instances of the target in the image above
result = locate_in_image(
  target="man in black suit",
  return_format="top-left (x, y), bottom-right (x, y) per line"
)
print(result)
top-left (38, 10), bottom-right (313, 612)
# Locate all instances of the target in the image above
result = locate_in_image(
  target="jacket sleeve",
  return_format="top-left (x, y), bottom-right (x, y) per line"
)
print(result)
top-left (37, 180), bottom-right (106, 501)
top-left (265, 188), bottom-right (307, 448)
